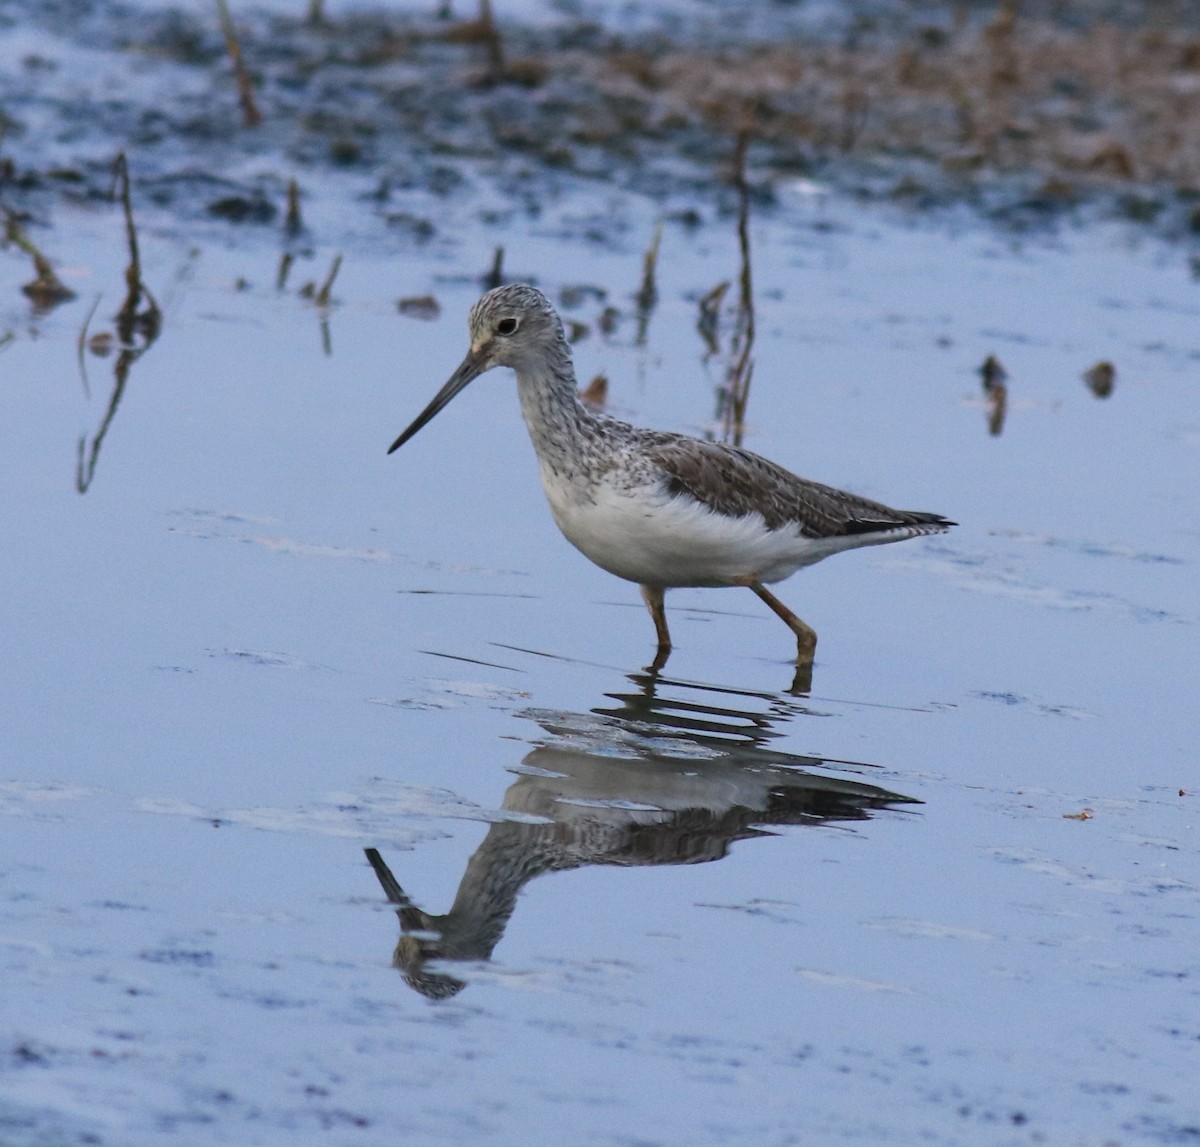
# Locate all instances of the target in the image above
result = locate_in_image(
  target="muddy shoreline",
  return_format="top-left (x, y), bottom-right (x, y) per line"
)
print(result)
top-left (4, 0), bottom-right (1200, 243)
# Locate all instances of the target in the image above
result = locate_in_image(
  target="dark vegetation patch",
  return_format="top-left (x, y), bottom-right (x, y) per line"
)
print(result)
top-left (3, 0), bottom-right (1200, 236)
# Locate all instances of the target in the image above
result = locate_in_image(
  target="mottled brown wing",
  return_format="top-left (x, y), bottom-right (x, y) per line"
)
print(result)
top-left (642, 433), bottom-right (951, 537)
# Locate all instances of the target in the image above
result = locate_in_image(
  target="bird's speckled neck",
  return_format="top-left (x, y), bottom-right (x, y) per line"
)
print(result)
top-left (512, 325), bottom-right (611, 483)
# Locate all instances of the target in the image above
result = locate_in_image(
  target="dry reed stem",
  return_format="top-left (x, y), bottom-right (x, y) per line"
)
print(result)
top-left (634, 222), bottom-right (662, 346)
top-left (979, 354), bottom-right (1008, 437)
top-left (722, 129), bottom-right (756, 447)
top-left (696, 280), bottom-right (729, 358)
top-left (574, 14), bottom-right (1200, 192)
top-left (484, 245), bottom-right (504, 290)
top-left (315, 253), bottom-right (342, 307)
top-left (442, 0), bottom-right (504, 77)
top-left (285, 179), bottom-right (303, 234)
top-left (74, 158), bottom-right (163, 493)
top-left (111, 153), bottom-right (162, 345)
top-left (215, 0), bottom-right (262, 128)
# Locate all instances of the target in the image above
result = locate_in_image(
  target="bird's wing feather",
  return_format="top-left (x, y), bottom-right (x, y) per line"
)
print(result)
top-left (641, 433), bottom-right (952, 537)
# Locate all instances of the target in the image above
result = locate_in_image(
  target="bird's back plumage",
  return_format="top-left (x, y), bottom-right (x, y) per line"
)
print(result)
top-left (639, 431), bottom-right (954, 539)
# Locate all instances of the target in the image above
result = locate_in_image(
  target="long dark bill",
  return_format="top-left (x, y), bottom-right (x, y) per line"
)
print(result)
top-left (387, 351), bottom-right (489, 454)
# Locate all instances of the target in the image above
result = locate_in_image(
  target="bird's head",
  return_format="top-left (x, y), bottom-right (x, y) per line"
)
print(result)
top-left (388, 284), bottom-right (565, 454)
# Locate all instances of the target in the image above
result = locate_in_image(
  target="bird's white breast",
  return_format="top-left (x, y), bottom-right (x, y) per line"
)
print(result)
top-left (538, 467), bottom-right (838, 588)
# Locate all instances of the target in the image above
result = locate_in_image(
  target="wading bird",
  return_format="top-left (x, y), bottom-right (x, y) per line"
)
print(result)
top-left (389, 284), bottom-right (952, 680)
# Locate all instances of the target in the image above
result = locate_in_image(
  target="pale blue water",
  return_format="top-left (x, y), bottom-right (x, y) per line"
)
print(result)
top-left (1, 24), bottom-right (1198, 1146)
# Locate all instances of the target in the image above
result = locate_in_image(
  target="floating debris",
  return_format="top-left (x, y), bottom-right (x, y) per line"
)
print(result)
top-left (1083, 360), bottom-right (1115, 398)
top-left (397, 294), bottom-right (441, 320)
top-left (3, 210), bottom-right (76, 310)
top-left (559, 284), bottom-right (606, 309)
top-left (579, 373), bottom-right (607, 409)
top-left (208, 193), bottom-right (277, 224)
top-left (87, 331), bottom-right (115, 357)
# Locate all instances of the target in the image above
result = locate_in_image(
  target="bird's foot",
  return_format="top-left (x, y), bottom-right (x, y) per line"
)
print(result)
top-left (645, 642), bottom-right (672, 674)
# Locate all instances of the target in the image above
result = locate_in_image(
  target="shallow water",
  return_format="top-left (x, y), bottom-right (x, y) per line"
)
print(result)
top-left (3, 8), bottom-right (1200, 1144)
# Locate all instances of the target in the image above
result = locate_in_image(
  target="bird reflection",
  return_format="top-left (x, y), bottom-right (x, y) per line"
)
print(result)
top-left (366, 670), bottom-right (919, 999)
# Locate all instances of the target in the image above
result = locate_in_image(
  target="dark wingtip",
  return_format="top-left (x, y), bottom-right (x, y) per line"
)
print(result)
top-left (913, 513), bottom-right (956, 529)
top-left (841, 512), bottom-right (955, 537)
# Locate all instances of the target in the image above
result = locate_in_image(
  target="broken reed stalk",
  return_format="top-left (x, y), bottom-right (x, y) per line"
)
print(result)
top-left (72, 157), bottom-right (164, 494)
top-left (111, 153), bottom-right (162, 345)
top-left (980, 0), bottom-right (1020, 151)
top-left (634, 222), bottom-right (662, 346)
top-left (979, 354), bottom-right (1008, 437)
top-left (315, 253), bottom-right (342, 307)
top-left (484, 245), bottom-right (504, 290)
top-left (285, 179), bottom-right (303, 234)
top-left (215, 0), bottom-right (262, 128)
top-left (478, 0), bottom-right (504, 75)
top-left (442, 0), bottom-right (504, 76)
top-left (75, 158), bottom-right (167, 493)
top-left (696, 281), bottom-right (729, 358)
top-left (3, 209), bottom-right (76, 309)
top-left (723, 129), bottom-right (756, 446)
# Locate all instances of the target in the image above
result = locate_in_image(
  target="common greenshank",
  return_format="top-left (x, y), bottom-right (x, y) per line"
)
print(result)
top-left (389, 284), bottom-right (953, 671)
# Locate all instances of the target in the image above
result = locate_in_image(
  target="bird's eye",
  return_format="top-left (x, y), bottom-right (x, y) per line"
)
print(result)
top-left (496, 318), bottom-right (519, 336)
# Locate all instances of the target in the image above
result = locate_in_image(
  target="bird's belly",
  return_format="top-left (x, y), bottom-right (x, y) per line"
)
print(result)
top-left (542, 478), bottom-right (822, 588)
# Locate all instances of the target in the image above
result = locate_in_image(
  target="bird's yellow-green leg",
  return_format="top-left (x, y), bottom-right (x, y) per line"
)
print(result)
top-left (640, 584), bottom-right (672, 669)
top-left (738, 578), bottom-right (818, 661)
